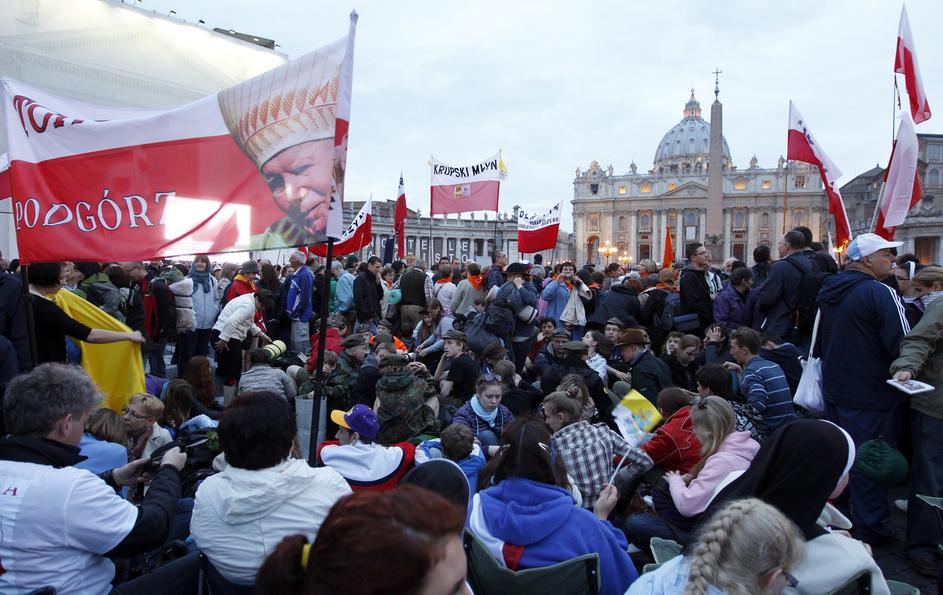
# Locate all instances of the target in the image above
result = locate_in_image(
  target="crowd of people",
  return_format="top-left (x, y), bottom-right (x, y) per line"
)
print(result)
top-left (0, 226), bottom-right (938, 593)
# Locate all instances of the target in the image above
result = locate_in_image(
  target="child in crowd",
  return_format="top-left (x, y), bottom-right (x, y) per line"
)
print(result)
top-left (640, 387), bottom-right (701, 474)
top-left (416, 423), bottom-right (486, 499)
top-left (451, 375), bottom-right (514, 451)
top-left (543, 391), bottom-right (653, 508)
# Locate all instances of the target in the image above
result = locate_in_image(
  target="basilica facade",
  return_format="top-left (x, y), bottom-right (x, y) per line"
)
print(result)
top-left (572, 90), bottom-right (832, 267)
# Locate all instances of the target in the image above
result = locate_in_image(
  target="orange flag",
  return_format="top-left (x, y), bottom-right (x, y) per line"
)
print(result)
top-left (662, 226), bottom-right (674, 269)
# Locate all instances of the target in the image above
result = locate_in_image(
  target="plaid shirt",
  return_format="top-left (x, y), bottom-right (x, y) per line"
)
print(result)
top-left (551, 420), bottom-right (653, 508)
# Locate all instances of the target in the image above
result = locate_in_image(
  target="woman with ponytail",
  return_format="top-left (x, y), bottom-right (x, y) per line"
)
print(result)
top-left (469, 418), bottom-right (638, 595)
top-left (256, 486), bottom-right (470, 595)
top-left (628, 497), bottom-right (805, 594)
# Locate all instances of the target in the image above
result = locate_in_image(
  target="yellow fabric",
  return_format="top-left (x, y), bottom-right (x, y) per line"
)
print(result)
top-left (612, 388), bottom-right (663, 439)
top-left (54, 289), bottom-right (145, 412)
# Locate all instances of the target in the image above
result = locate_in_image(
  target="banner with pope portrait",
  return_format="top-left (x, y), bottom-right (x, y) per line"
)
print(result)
top-left (0, 13), bottom-right (357, 263)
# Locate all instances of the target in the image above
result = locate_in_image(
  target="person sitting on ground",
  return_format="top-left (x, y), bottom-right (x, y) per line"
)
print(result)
top-left (76, 408), bottom-right (130, 476)
top-left (540, 340), bottom-right (617, 431)
top-left (373, 353), bottom-right (439, 445)
top-left (0, 363), bottom-right (186, 594)
top-left (318, 404), bottom-right (416, 492)
top-left (401, 459), bottom-right (472, 523)
top-left (434, 330), bottom-right (478, 405)
top-left (256, 486), bottom-right (471, 595)
top-left (758, 333), bottom-right (803, 396)
top-left (623, 396), bottom-right (759, 550)
top-left (416, 423), bottom-right (486, 511)
top-left (123, 393), bottom-right (173, 462)
top-left (640, 387), bottom-right (701, 474)
top-left (616, 328), bottom-right (672, 405)
top-left (533, 327), bottom-right (570, 379)
top-left (628, 498), bottom-right (804, 594)
top-left (543, 391), bottom-right (653, 509)
top-left (526, 317), bottom-right (558, 374)
top-left (316, 333), bottom-right (370, 433)
top-left (191, 392), bottom-right (351, 586)
top-left (492, 359), bottom-right (543, 416)
top-left (694, 363), bottom-right (763, 442)
top-left (414, 298), bottom-right (453, 364)
top-left (183, 355), bottom-right (220, 413)
top-left (159, 379), bottom-right (195, 436)
top-left (662, 334), bottom-right (701, 392)
top-left (238, 348), bottom-right (296, 401)
top-left (703, 420), bottom-right (892, 594)
top-left (726, 327), bottom-right (797, 438)
top-left (469, 418), bottom-right (638, 595)
top-left (581, 329), bottom-right (611, 383)
top-left (452, 375), bottom-right (515, 452)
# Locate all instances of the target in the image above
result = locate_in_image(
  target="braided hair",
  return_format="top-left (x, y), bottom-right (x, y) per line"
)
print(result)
top-left (684, 498), bottom-right (804, 595)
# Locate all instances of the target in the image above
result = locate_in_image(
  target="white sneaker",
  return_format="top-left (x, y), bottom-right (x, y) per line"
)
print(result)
top-left (894, 499), bottom-right (908, 513)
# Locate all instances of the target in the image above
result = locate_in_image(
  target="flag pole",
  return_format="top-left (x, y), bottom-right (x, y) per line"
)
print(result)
top-left (307, 237), bottom-right (334, 466)
top-left (870, 77), bottom-right (901, 233)
top-left (428, 155), bottom-right (434, 263)
top-left (782, 160), bottom-right (789, 234)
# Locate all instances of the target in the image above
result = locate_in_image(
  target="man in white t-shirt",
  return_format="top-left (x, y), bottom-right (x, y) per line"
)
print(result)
top-left (0, 363), bottom-right (186, 595)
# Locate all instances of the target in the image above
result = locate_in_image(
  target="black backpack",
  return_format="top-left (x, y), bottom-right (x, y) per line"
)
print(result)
top-left (483, 298), bottom-right (515, 336)
top-left (786, 257), bottom-right (831, 336)
top-left (655, 291), bottom-right (681, 331)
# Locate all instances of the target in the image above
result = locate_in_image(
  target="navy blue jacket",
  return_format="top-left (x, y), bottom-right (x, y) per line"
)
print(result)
top-left (817, 270), bottom-right (909, 411)
top-left (756, 252), bottom-right (811, 337)
top-left (587, 284), bottom-right (640, 330)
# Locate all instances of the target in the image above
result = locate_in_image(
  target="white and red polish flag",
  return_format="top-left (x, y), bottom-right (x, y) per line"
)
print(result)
top-left (310, 196), bottom-right (371, 256)
top-left (518, 202), bottom-right (562, 253)
top-left (786, 101), bottom-right (852, 247)
top-left (874, 113), bottom-right (922, 240)
top-left (896, 6), bottom-right (931, 125)
top-left (430, 152), bottom-right (506, 215)
top-left (394, 173), bottom-right (407, 259)
top-left (1, 13), bottom-right (356, 263)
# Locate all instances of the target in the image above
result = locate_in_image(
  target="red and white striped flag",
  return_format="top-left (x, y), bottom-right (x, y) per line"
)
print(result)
top-left (394, 173), bottom-right (407, 259)
top-left (430, 152), bottom-right (506, 215)
top-left (310, 196), bottom-right (371, 256)
top-left (874, 113), bottom-right (922, 239)
top-left (2, 14), bottom-right (356, 262)
top-left (786, 101), bottom-right (852, 247)
top-left (517, 202), bottom-right (561, 253)
top-left (896, 6), bottom-right (931, 124)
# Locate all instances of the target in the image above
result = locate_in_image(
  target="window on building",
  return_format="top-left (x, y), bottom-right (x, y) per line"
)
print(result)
top-left (618, 185), bottom-right (626, 194)
top-left (640, 181), bottom-right (652, 194)
top-left (589, 183), bottom-right (599, 195)
top-left (618, 216), bottom-right (626, 231)
top-left (734, 176), bottom-right (747, 190)
top-left (474, 239), bottom-right (484, 257)
top-left (929, 168), bottom-right (940, 188)
top-left (734, 211), bottom-right (745, 229)
top-left (639, 244), bottom-right (652, 261)
top-left (794, 210), bottom-right (805, 227)
top-left (733, 243), bottom-right (746, 261)
top-left (589, 213), bottom-right (600, 232)
top-left (639, 213), bottom-right (651, 231)
top-left (685, 212), bottom-right (697, 226)
top-left (915, 237), bottom-right (939, 264)
top-left (761, 180), bottom-right (771, 190)
top-left (929, 144), bottom-right (942, 162)
top-left (794, 175), bottom-right (807, 189)
top-left (761, 212), bottom-right (770, 228)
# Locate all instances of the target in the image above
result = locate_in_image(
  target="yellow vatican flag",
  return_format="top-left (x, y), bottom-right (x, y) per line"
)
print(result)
top-left (54, 289), bottom-right (145, 412)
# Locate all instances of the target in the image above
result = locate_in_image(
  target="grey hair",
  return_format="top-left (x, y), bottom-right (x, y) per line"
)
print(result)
top-left (413, 259), bottom-right (427, 270)
top-left (330, 260), bottom-right (344, 273)
top-left (290, 250), bottom-right (307, 263)
top-left (5, 363), bottom-right (102, 437)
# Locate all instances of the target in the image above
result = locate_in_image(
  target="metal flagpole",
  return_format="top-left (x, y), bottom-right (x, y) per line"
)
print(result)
top-left (308, 237), bottom-right (334, 465)
top-left (782, 161), bottom-right (789, 234)
top-left (428, 155), bottom-right (434, 263)
top-left (869, 77), bottom-right (901, 232)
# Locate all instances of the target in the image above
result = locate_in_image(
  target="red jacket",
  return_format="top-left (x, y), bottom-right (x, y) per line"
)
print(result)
top-left (641, 405), bottom-right (701, 474)
top-left (307, 328), bottom-right (343, 372)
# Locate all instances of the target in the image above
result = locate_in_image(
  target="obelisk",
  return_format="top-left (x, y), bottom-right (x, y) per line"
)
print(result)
top-left (706, 69), bottom-right (724, 260)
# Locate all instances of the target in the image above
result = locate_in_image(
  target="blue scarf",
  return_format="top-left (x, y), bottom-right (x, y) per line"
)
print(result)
top-left (189, 261), bottom-right (212, 293)
top-left (471, 394), bottom-right (499, 425)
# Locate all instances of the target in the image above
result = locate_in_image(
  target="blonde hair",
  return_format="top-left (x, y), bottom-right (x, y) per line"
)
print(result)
top-left (685, 498), bottom-right (804, 595)
top-left (128, 393), bottom-right (164, 420)
top-left (688, 396), bottom-right (736, 478)
top-left (542, 391), bottom-right (583, 424)
top-left (912, 265), bottom-right (943, 291)
top-left (86, 408), bottom-right (129, 448)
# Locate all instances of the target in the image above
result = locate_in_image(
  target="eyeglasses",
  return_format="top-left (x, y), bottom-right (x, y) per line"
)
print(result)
top-left (122, 408), bottom-right (150, 420)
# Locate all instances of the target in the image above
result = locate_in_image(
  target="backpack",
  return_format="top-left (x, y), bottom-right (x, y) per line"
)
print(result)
top-left (483, 298), bottom-right (515, 336)
top-left (655, 291), bottom-right (681, 331)
top-left (786, 257), bottom-right (831, 337)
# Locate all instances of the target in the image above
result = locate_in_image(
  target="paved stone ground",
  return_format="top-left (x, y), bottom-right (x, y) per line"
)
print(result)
top-left (873, 486), bottom-right (938, 594)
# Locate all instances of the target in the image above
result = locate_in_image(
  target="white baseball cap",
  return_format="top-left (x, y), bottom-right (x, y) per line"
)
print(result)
top-left (845, 233), bottom-right (903, 261)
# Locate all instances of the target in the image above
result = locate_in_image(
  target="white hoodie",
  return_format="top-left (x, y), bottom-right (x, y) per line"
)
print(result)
top-left (191, 458), bottom-right (351, 585)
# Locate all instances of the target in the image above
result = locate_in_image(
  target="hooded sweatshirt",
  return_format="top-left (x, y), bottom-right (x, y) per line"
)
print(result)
top-left (469, 477), bottom-right (638, 595)
top-left (191, 458), bottom-right (351, 585)
top-left (665, 430), bottom-right (759, 517)
top-left (816, 270), bottom-right (909, 411)
top-left (627, 555), bottom-right (724, 594)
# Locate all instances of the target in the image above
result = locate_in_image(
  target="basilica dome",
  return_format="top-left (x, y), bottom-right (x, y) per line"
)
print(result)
top-left (653, 90), bottom-right (731, 174)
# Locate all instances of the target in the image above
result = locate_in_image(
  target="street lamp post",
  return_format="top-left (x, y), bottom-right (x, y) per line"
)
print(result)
top-left (597, 240), bottom-right (618, 264)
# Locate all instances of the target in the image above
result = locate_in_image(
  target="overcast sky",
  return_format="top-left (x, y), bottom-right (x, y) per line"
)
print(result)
top-left (143, 0), bottom-right (943, 231)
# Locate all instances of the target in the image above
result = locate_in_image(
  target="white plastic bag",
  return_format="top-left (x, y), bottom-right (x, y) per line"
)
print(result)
top-left (794, 310), bottom-right (826, 416)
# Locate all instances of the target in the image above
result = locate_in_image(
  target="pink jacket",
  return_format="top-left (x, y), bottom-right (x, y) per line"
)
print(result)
top-left (666, 430), bottom-right (759, 516)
